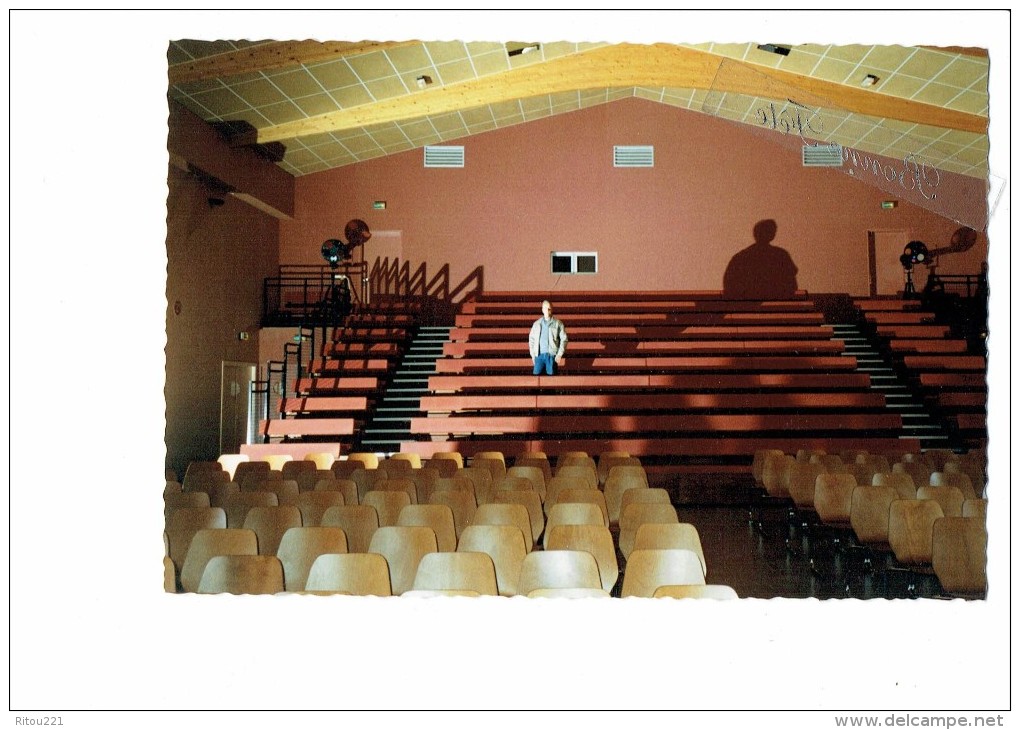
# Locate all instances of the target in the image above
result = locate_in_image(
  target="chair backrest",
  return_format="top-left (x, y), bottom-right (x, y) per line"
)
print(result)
top-left (409, 467), bottom-right (440, 503)
top-left (224, 491), bottom-right (279, 528)
top-left (292, 491), bottom-right (345, 527)
top-left (243, 505), bottom-right (303, 556)
top-left (462, 466), bottom-right (494, 505)
top-left (423, 458), bottom-right (459, 478)
top-left (514, 455), bottom-right (552, 484)
top-left (164, 555), bottom-right (177, 593)
top-left (619, 487), bottom-right (671, 514)
top-left (216, 454), bottom-right (249, 481)
top-left (556, 464), bottom-right (597, 490)
top-left (320, 504), bottom-right (379, 553)
top-left (261, 454), bottom-right (293, 471)
top-left (653, 584), bottom-right (739, 600)
top-left (179, 528), bottom-right (258, 592)
top-left (379, 458), bottom-right (413, 478)
top-left (517, 550), bottom-right (602, 595)
top-left (233, 460), bottom-right (271, 490)
top-left (252, 479), bottom-right (299, 503)
top-left (850, 485), bottom-right (898, 545)
top-left (457, 524), bottom-right (528, 597)
top-left (961, 498), bottom-right (987, 521)
top-left (376, 477), bottom-right (418, 505)
top-left (331, 460), bottom-right (360, 480)
top-left (363, 489), bottom-right (412, 527)
top-left (351, 468), bottom-right (386, 502)
top-left (810, 453), bottom-right (846, 473)
top-left (314, 477), bottom-right (358, 506)
top-left (761, 453), bottom-right (795, 498)
top-left (387, 452), bottom-right (422, 469)
top-left (182, 467), bottom-right (229, 493)
top-left (165, 491), bottom-right (211, 519)
top-left (472, 454), bottom-right (507, 483)
top-left (292, 468), bottom-right (333, 494)
top-left (491, 490), bottom-right (544, 549)
top-left (368, 525), bottom-right (438, 595)
top-left (428, 490), bottom-right (477, 539)
top-left (197, 555), bottom-right (285, 595)
top-left (494, 475), bottom-right (538, 497)
top-left (605, 472), bottom-right (649, 524)
top-left (893, 460), bottom-right (933, 491)
top-left (857, 453), bottom-right (891, 474)
top-left (872, 471), bottom-right (917, 501)
top-left (929, 471), bottom-right (977, 500)
top-left (276, 526), bottom-right (348, 592)
top-left (555, 451), bottom-right (592, 469)
top-left (305, 553), bottom-right (391, 595)
top-left (813, 472), bottom-right (858, 525)
top-left (888, 499), bottom-right (945, 565)
top-left (428, 451), bottom-right (465, 469)
top-left (545, 475), bottom-right (594, 508)
top-left (472, 502), bottom-right (534, 550)
top-left (553, 489), bottom-right (609, 527)
top-left (303, 452), bottom-right (336, 471)
top-left (281, 460), bottom-right (316, 481)
top-left (526, 588), bottom-right (612, 598)
top-left (931, 516), bottom-right (987, 596)
top-left (619, 502), bottom-right (679, 559)
top-left (412, 551), bottom-right (498, 595)
top-left (506, 465), bottom-right (546, 501)
top-left (917, 485), bottom-right (965, 518)
top-left (621, 549), bottom-right (706, 598)
top-left (632, 523), bottom-right (707, 575)
top-left (787, 461), bottom-right (825, 509)
top-left (545, 524), bottom-right (619, 593)
top-left (346, 452), bottom-right (380, 470)
top-left (397, 504), bottom-right (457, 552)
top-left (752, 449), bottom-right (785, 487)
top-left (543, 502), bottom-right (605, 548)
top-left (596, 453), bottom-right (635, 486)
top-left (166, 507), bottom-right (227, 570)
top-left (796, 448), bottom-right (826, 462)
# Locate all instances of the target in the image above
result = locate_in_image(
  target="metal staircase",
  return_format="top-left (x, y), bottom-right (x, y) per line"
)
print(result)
top-left (355, 325), bottom-right (452, 453)
top-left (831, 322), bottom-right (952, 449)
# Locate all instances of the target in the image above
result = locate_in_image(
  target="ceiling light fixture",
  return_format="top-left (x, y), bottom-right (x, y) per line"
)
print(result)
top-left (756, 44), bottom-right (791, 56)
top-left (861, 74), bottom-right (880, 87)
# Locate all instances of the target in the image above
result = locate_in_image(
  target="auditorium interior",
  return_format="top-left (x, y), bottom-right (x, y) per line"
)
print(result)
top-left (162, 32), bottom-right (999, 606)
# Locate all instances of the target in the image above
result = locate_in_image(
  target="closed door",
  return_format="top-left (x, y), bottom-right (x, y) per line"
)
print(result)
top-left (221, 361), bottom-right (256, 454)
top-left (869, 230), bottom-right (918, 296)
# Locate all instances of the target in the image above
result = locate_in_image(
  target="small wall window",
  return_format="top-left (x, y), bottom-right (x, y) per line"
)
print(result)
top-left (551, 251), bottom-right (598, 275)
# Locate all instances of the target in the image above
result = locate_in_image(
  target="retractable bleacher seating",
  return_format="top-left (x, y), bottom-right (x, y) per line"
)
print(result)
top-left (400, 291), bottom-right (921, 493)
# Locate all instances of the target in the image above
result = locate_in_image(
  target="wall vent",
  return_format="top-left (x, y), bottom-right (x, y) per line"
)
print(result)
top-left (424, 145), bottom-right (465, 168)
top-left (803, 144), bottom-right (843, 167)
top-left (551, 251), bottom-right (598, 275)
top-left (613, 145), bottom-right (654, 168)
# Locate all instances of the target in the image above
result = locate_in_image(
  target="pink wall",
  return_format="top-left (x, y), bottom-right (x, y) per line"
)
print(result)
top-left (280, 97), bottom-right (988, 299)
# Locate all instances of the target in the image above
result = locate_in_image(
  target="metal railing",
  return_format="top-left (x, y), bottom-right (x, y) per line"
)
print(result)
top-left (263, 263), bottom-right (368, 327)
top-left (250, 325), bottom-right (316, 443)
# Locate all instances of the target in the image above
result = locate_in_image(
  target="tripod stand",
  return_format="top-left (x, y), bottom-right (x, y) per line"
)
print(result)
top-left (318, 269), bottom-right (353, 346)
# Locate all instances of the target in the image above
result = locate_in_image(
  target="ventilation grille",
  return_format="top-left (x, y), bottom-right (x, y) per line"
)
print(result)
top-left (613, 145), bottom-right (654, 168)
top-left (424, 145), bottom-right (465, 168)
top-left (802, 144), bottom-right (843, 167)
top-left (551, 252), bottom-right (598, 275)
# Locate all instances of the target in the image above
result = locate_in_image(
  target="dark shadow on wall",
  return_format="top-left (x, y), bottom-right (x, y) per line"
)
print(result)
top-left (722, 219), bottom-right (800, 299)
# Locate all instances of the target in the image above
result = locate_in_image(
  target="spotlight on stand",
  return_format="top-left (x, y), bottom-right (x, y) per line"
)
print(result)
top-left (320, 219), bottom-right (372, 269)
top-left (899, 240), bottom-right (930, 299)
top-left (317, 220), bottom-right (372, 329)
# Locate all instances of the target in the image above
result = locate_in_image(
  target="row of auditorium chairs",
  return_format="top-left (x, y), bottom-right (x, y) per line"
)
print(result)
top-left (751, 448), bottom-right (987, 598)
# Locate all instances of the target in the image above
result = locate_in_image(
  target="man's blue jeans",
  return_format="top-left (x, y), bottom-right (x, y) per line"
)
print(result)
top-left (533, 353), bottom-right (557, 375)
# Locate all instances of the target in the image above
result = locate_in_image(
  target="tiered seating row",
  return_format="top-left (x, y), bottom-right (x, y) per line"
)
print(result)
top-left (405, 292), bottom-right (919, 471)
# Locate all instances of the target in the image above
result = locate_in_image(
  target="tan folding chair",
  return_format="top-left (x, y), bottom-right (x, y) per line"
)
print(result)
top-left (545, 524), bottom-right (619, 594)
top-left (632, 523), bottom-right (707, 576)
top-left (554, 488), bottom-right (609, 527)
top-left (243, 505), bottom-right (303, 556)
top-left (761, 453), bottom-right (795, 499)
top-left (429, 490), bottom-right (477, 539)
top-left (473, 502), bottom-right (534, 551)
top-left (605, 471), bottom-right (649, 526)
top-left (518, 550), bottom-right (602, 595)
top-left (303, 452), bottom-right (336, 471)
top-left (224, 491), bottom-right (279, 529)
top-left (276, 526), bottom-right (348, 592)
top-left (619, 487), bottom-right (671, 514)
top-left (653, 584), bottom-right (738, 599)
top-left (506, 465), bottom-right (546, 502)
top-left (849, 485), bottom-right (898, 548)
top-left (888, 499), bottom-right (944, 566)
top-left (962, 499), bottom-right (987, 521)
top-left (179, 528), bottom-right (258, 593)
top-left (387, 452), bottom-right (421, 469)
top-left (321, 504), bottom-right (379, 553)
top-left (462, 466), bottom-right (494, 505)
top-left (621, 549), bottom-right (706, 598)
top-left (409, 467), bottom-right (440, 503)
top-left (596, 453), bottom-right (635, 487)
top-left (346, 452), bottom-right (380, 471)
top-left (787, 461), bottom-right (825, 511)
top-left (527, 588), bottom-right (611, 598)
top-left (619, 502), bottom-right (679, 560)
top-left (165, 491), bottom-right (210, 519)
top-left (232, 461), bottom-right (272, 491)
top-left (182, 467), bottom-right (229, 494)
top-left (917, 485), bottom-right (965, 518)
top-left (514, 454), bottom-right (552, 484)
top-left (376, 477), bottom-right (418, 505)
top-left (752, 449), bottom-right (785, 489)
top-left (872, 471), bottom-right (917, 501)
top-left (490, 490), bottom-right (543, 549)
top-left (305, 553), bottom-right (391, 596)
top-left (932, 516), bottom-right (987, 597)
top-left (281, 460), bottom-right (316, 482)
top-left (351, 468), bottom-right (386, 502)
top-left (412, 551), bottom-right (498, 596)
top-left (368, 525), bottom-right (438, 595)
top-left (314, 477), bottom-right (358, 506)
top-left (197, 555), bottom-right (285, 595)
top-left (543, 502), bottom-right (605, 549)
top-left (894, 460), bottom-right (933, 492)
top-left (397, 504), bottom-right (457, 552)
top-left (363, 489), bottom-right (412, 527)
top-left (472, 453), bottom-right (507, 483)
top-left (428, 451), bottom-right (465, 470)
top-left (292, 491), bottom-right (345, 527)
top-left (813, 472), bottom-right (858, 528)
top-left (166, 506), bottom-right (227, 572)
top-left (457, 524), bottom-right (528, 597)
top-left (545, 476), bottom-right (594, 509)
top-left (929, 471), bottom-right (977, 501)
top-left (216, 454), bottom-right (248, 481)
top-left (555, 464), bottom-right (597, 490)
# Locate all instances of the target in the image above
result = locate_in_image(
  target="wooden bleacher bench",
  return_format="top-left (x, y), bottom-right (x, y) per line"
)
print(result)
top-left (409, 413), bottom-right (903, 436)
top-left (433, 355), bottom-right (857, 374)
top-left (900, 355), bottom-right (986, 372)
top-left (278, 397), bottom-right (370, 413)
top-left (863, 311), bottom-right (937, 324)
top-left (456, 312), bottom-right (826, 327)
top-left (472, 289), bottom-right (809, 303)
top-left (419, 392), bottom-right (887, 413)
top-left (460, 299), bottom-right (817, 314)
top-left (915, 373), bottom-right (986, 391)
top-left (321, 342), bottom-right (401, 356)
top-left (294, 377), bottom-right (381, 394)
top-left (449, 325), bottom-right (834, 342)
top-left (426, 372), bottom-right (874, 393)
top-left (886, 339), bottom-right (970, 354)
top-left (240, 443), bottom-right (346, 459)
top-left (854, 300), bottom-right (922, 311)
top-left (259, 418), bottom-right (356, 438)
top-left (442, 339), bottom-right (845, 357)
top-left (876, 325), bottom-right (951, 339)
top-left (310, 358), bottom-right (392, 374)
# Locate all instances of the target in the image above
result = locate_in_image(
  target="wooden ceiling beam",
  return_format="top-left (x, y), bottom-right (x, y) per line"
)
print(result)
top-left (255, 43), bottom-right (987, 144)
top-left (169, 39), bottom-right (420, 85)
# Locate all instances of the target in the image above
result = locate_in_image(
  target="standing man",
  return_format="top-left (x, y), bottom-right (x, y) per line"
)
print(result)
top-left (529, 300), bottom-right (568, 375)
